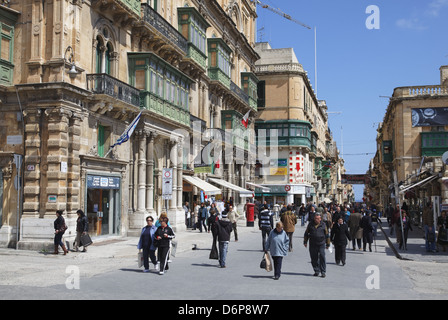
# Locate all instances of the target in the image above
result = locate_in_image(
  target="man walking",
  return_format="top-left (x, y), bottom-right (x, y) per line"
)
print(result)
top-left (259, 204), bottom-right (274, 251)
top-left (303, 213), bottom-right (330, 277)
top-left (226, 205), bottom-right (240, 241)
top-left (213, 211), bottom-right (233, 268)
top-left (280, 205), bottom-right (297, 252)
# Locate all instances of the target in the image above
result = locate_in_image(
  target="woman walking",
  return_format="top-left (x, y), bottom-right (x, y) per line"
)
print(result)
top-left (265, 222), bottom-right (290, 280)
top-left (331, 217), bottom-right (351, 265)
top-left (138, 216), bottom-right (158, 272)
top-left (74, 209), bottom-right (89, 252)
top-left (53, 210), bottom-right (68, 255)
top-left (154, 217), bottom-right (175, 275)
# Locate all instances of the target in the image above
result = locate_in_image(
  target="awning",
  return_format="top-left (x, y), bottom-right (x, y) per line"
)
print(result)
top-left (183, 176), bottom-right (222, 195)
top-left (399, 174), bottom-right (440, 194)
top-left (208, 178), bottom-right (254, 198)
top-left (246, 182), bottom-right (271, 192)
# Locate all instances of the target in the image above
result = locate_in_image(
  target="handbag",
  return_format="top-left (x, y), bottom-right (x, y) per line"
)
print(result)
top-left (209, 240), bottom-right (218, 260)
top-left (260, 254), bottom-right (266, 269)
top-left (80, 233), bottom-right (93, 247)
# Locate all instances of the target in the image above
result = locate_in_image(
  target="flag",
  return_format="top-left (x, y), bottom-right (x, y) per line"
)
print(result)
top-left (241, 110), bottom-right (250, 128)
top-left (111, 111), bottom-right (142, 148)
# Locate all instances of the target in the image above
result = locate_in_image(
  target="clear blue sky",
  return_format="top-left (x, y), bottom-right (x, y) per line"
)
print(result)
top-left (256, 0), bottom-right (448, 201)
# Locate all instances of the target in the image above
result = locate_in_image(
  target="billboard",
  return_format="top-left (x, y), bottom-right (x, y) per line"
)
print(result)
top-left (341, 174), bottom-right (370, 185)
top-left (412, 108), bottom-right (448, 127)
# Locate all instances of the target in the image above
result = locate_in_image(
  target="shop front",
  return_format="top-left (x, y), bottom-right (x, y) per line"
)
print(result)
top-left (85, 174), bottom-right (121, 236)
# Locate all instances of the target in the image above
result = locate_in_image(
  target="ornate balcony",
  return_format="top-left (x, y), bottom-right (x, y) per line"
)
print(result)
top-left (86, 73), bottom-right (140, 108)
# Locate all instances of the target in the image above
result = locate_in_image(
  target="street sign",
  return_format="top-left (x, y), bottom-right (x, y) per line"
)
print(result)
top-left (162, 168), bottom-right (173, 200)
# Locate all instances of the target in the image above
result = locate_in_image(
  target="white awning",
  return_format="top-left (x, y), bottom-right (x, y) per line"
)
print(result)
top-left (208, 178), bottom-right (254, 198)
top-left (183, 176), bottom-right (222, 195)
top-left (246, 182), bottom-right (271, 192)
top-left (399, 174), bottom-right (440, 194)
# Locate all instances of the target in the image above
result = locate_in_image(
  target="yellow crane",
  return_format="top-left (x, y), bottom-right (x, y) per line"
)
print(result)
top-left (252, 0), bottom-right (311, 30)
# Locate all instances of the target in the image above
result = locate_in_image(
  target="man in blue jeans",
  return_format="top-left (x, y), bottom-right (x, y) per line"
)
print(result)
top-left (423, 204), bottom-right (436, 253)
top-left (213, 212), bottom-right (233, 268)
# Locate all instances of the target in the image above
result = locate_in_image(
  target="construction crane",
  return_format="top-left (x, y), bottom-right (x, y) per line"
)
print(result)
top-left (252, 0), bottom-right (311, 30)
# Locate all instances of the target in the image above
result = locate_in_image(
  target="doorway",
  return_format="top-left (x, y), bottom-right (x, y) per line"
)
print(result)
top-left (86, 175), bottom-right (121, 236)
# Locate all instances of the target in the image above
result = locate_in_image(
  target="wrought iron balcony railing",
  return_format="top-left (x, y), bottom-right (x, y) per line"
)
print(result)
top-left (86, 73), bottom-right (140, 107)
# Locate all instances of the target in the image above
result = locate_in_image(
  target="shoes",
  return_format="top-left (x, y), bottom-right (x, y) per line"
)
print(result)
top-left (273, 276), bottom-right (279, 280)
top-left (159, 271), bottom-right (164, 275)
top-left (313, 272), bottom-right (319, 277)
top-left (321, 273), bottom-right (326, 278)
top-left (143, 269), bottom-right (150, 273)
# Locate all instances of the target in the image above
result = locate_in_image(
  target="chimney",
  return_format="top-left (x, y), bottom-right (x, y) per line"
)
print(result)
top-left (441, 65), bottom-right (448, 86)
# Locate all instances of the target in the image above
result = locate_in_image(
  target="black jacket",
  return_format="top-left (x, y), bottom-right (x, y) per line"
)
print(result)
top-left (304, 221), bottom-right (330, 247)
top-left (154, 226), bottom-right (175, 248)
top-left (331, 222), bottom-right (351, 246)
top-left (213, 218), bottom-right (233, 242)
top-left (76, 215), bottom-right (88, 233)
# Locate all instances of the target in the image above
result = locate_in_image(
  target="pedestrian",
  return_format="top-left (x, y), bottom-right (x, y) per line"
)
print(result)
top-left (360, 211), bottom-right (374, 252)
top-left (53, 210), bottom-right (68, 255)
top-left (265, 221), bottom-right (290, 280)
top-left (398, 210), bottom-right (413, 250)
top-left (280, 205), bottom-right (297, 252)
top-left (259, 204), bottom-right (274, 251)
top-left (137, 215), bottom-right (158, 272)
top-left (298, 203), bottom-right (306, 226)
top-left (437, 210), bottom-right (448, 252)
top-left (192, 201), bottom-right (200, 230)
top-left (303, 213), bottom-right (330, 277)
top-left (74, 209), bottom-right (89, 252)
top-left (154, 217), bottom-right (175, 275)
top-left (183, 201), bottom-right (190, 228)
top-left (307, 206), bottom-right (316, 225)
top-left (198, 202), bottom-right (208, 233)
top-left (226, 204), bottom-right (240, 241)
top-left (331, 217), bottom-right (351, 265)
top-left (423, 203), bottom-right (436, 253)
top-left (348, 209), bottom-right (363, 250)
top-left (213, 211), bottom-right (233, 268)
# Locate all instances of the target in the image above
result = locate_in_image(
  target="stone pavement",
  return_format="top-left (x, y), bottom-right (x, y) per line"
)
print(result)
top-left (378, 218), bottom-right (448, 263)
top-left (0, 220), bottom-right (254, 287)
top-left (1, 216), bottom-right (446, 290)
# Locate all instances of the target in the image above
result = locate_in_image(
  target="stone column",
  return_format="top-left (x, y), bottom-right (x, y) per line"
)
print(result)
top-left (170, 141), bottom-right (178, 210)
top-left (177, 137), bottom-right (183, 209)
top-left (136, 130), bottom-right (147, 213)
top-left (146, 132), bottom-right (156, 214)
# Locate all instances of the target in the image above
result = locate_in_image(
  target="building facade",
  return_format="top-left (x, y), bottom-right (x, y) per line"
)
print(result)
top-left (368, 65), bottom-right (448, 222)
top-left (0, 0), bottom-right (260, 249)
top-left (253, 42), bottom-right (349, 206)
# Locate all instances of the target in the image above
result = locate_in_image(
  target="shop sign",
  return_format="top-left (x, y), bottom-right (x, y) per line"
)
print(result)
top-left (87, 175), bottom-right (120, 189)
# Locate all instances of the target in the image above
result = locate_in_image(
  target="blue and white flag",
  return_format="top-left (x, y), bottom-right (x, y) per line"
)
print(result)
top-left (112, 111), bottom-right (142, 148)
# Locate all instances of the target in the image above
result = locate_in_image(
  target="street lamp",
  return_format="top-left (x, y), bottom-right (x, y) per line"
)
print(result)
top-left (64, 46), bottom-right (78, 80)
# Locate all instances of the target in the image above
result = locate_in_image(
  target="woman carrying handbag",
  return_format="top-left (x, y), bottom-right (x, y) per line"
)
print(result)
top-left (265, 222), bottom-right (289, 280)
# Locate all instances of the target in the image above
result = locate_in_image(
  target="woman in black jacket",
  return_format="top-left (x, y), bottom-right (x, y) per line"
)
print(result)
top-left (154, 217), bottom-right (175, 275)
top-left (74, 209), bottom-right (89, 252)
top-left (53, 210), bottom-right (68, 255)
top-left (331, 217), bottom-right (351, 265)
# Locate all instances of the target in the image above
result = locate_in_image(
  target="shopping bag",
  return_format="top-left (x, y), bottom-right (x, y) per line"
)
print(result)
top-left (264, 252), bottom-right (273, 272)
top-left (80, 233), bottom-right (93, 247)
top-left (171, 240), bottom-right (177, 257)
top-left (138, 251), bottom-right (144, 268)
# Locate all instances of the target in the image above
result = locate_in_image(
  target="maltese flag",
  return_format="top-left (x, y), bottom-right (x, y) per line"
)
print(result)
top-left (241, 110), bottom-right (250, 128)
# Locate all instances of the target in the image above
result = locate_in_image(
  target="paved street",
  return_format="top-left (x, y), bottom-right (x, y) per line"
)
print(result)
top-left (1, 219), bottom-right (447, 300)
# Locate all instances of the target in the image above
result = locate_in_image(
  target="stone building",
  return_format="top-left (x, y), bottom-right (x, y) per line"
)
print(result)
top-left (0, 0), bottom-right (259, 249)
top-left (253, 42), bottom-right (348, 206)
top-left (369, 65), bottom-right (448, 221)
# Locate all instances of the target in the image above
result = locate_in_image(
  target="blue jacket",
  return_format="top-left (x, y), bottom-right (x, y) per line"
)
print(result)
top-left (137, 225), bottom-right (158, 250)
top-left (265, 229), bottom-right (290, 257)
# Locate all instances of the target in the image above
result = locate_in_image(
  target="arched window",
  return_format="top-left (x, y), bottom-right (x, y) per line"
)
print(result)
top-left (94, 24), bottom-right (117, 76)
